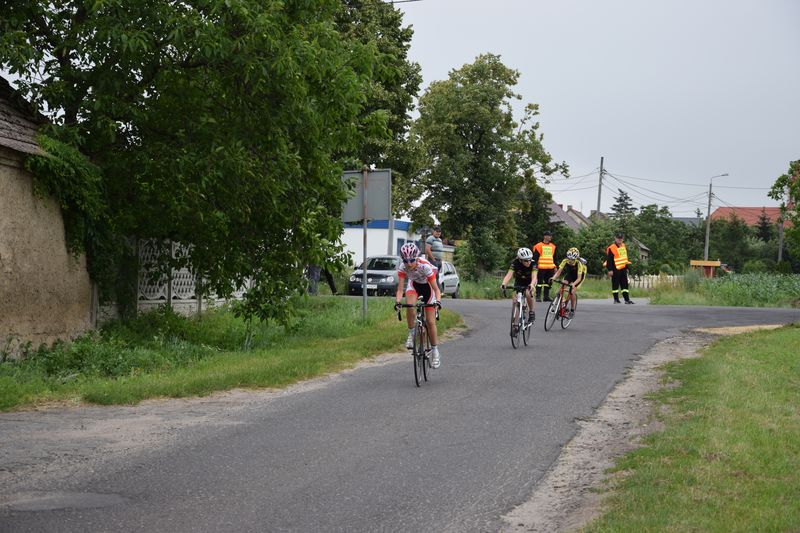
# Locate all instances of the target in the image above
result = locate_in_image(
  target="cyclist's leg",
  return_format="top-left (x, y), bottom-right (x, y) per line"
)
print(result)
top-left (525, 287), bottom-right (535, 314)
top-left (405, 281), bottom-right (418, 328)
top-left (511, 294), bottom-right (520, 325)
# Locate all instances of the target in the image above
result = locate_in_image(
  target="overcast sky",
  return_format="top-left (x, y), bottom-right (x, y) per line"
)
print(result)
top-left (396, 0), bottom-right (799, 218)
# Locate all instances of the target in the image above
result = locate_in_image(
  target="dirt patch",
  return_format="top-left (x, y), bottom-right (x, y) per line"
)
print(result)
top-left (501, 325), bottom-right (782, 532)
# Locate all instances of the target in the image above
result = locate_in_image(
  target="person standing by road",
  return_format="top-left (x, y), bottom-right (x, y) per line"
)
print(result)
top-left (606, 232), bottom-right (634, 304)
top-left (532, 230), bottom-right (557, 302)
top-left (425, 225), bottom-right (444, 273)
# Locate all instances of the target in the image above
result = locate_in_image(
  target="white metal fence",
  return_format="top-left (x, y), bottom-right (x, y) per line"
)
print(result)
top-left (137, 239), bottom-right (250, 315)
top-left (629, 274), bottom-right (681, 289)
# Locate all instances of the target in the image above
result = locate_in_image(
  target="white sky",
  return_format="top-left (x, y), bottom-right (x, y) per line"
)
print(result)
top-left (396, 0), bottom-right (799, 218)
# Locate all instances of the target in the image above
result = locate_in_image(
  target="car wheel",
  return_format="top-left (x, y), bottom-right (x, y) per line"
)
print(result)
top-left (452, 284), bottom-right (460, 299)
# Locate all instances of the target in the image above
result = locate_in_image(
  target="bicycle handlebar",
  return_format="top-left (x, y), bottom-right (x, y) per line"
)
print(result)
top-left (396, 302), bottom-right (440, 322)
top-left (502, 285), bottom-right (530, 299)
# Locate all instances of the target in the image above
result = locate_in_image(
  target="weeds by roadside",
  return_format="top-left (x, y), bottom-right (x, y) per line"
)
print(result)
top-left (650, 272), bottom-right (800, 307)
top-left (0, 297), bottom-right (461, 410)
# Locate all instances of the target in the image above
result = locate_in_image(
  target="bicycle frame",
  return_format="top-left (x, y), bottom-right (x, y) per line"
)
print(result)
top-left (397, 302), bottom-right (439, 386)
top-left (544, 280), bottom-right (576, 331)
top-left (503, 285), bottom-right (532, 348)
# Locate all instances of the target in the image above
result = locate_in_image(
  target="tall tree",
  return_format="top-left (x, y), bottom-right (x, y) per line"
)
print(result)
top-left (1, 0), bottom-right (382, 322)
top-left (409, 53), bottom-right (566, 276)
top-left (632, 204), bottom-right (697, 270)
top-left (708, 214), bottom-right (753, 271)
top-left (770, 160), bottom-right (799, 268)
top-left (335, 0), bottom-right (422, 205)
top-left (755, 208), bottom-right (774, 242)
top-left (610, 189), bottom-right (636, 219)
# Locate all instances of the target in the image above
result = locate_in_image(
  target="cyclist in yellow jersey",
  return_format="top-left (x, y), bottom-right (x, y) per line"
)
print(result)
top-left (551, 247), bottom-right (587, 316)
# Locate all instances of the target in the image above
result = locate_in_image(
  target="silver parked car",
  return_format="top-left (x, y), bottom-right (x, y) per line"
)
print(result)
top-left (438, 260), bottom-right (461, 298)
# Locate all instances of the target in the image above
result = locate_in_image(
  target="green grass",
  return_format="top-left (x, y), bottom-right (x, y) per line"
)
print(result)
top-left (650, 273), bottom-right (800, 307)
top-left (0, 297), bottom-right (461, 410)
top-left (586, 324), bottom-right (800, 532)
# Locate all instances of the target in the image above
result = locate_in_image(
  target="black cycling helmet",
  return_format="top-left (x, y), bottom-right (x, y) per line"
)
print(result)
top-left (543, 230), bottom-right (553, 236)
top-left (615, 232), bottom-right (624, 239)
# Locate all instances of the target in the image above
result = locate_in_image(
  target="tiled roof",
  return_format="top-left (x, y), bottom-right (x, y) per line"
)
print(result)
top-left (549, 202), bottom-right (581, 231)
top-left (0, 77), bottom-right (43, 155)
top-left (710, 206), bottom-right (790, 227)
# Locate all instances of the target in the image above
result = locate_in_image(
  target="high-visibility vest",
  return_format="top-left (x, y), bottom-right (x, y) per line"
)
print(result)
top-left (607, 243), bottom-right (631, 270)
top-left (534, 242), bottom-right (556, 269)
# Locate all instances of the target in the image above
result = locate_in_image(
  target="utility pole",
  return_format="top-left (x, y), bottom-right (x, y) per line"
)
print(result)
top-left (703, 173), bottom-right (728, 261)
top-left (777, 217), bottom-right (784, 263)
top-left (595, 156), bottom-right (604, 217)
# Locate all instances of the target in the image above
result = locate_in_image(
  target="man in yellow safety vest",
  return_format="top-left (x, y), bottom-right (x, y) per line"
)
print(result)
top-left (606, 232), bottom-right (634, 304)
top-left (532, 230), bottom-right (557, 302)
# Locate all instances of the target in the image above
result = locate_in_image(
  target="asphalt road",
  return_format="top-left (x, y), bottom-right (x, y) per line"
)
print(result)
top-left (3, 299), bottom-right (799, 532)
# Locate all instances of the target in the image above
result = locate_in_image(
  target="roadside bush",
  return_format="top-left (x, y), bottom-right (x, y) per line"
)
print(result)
top-left (682, 268), bottom-right (703, 292)
top-left (741, 259), bottom-right (767, 274)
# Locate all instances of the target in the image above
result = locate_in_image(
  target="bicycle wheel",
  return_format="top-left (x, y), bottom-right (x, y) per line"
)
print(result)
top-left (544, 294), bottom-right (560, 331)
top-left (561, 297), bottom-right (574, 329)
top-left (510, 303), bottom-right (520, 349)
top-left (413, 325), bottom-right (424, 387)
top-left (422, 328), bottom-right (430, 382)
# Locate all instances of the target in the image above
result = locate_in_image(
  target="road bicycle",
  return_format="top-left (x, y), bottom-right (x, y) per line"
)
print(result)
top-left (503, 285), bottom-right (533, 349)
top-left (543, 279), bottom-right (576, 331)
top-left (397, 302), bottom-right (439, 387)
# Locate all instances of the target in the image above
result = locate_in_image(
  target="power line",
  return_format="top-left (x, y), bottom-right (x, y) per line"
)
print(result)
top-left (606, 170), bottom-right (771, 191)
top-left (604, 173), bottom-right (708, 207)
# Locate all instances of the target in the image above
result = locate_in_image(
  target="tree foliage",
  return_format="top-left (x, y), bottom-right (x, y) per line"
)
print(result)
top-left (408, 53), bottom-right (566, 277)
top-left (1, 0), bottom-right (393, 322)
top-left (335, 0), bottom-right (422, 190)
top-left (770, 159), bottom-right (800, 263)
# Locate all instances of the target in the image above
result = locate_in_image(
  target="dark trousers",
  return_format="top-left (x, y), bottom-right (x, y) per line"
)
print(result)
top-left (536, 268), bottom-right (555, 299)
top-left (322, 268), bottom-right (337, 295)
top-left (611, 269), bottom-right (630, 301)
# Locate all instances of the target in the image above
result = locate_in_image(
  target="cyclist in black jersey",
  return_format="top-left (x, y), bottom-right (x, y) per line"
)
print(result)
top-left (500, 247), bottom-right (537, 323)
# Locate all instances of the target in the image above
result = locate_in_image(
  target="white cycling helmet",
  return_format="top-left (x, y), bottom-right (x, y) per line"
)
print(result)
top-left (566, 247), bottom-right (580, 260)
top-left (517, 247), bottom-right (533, 261)
top-left (400, 242), bottom-right (420, 260)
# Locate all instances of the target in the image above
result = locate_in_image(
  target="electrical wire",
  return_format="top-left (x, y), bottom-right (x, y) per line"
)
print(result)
top-left (606, 170), bottom-right (771, 191)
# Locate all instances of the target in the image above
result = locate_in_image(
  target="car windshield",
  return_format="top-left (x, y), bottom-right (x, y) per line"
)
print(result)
top-left (366, 257), bottom-right (399, 270)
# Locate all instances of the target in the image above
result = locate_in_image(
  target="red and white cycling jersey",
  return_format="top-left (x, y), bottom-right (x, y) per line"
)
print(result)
top-left (397, 257), bottom-right (438, 286)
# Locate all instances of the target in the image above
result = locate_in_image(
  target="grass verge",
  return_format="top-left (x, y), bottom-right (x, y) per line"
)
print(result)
top-left (586, 324), bottom-right (800, 532)
top-left (0, 297), bottom-right (461, 411)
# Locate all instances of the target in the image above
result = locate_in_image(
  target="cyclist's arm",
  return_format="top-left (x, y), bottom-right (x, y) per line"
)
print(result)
top-left (395, 272), bottom-right (406, 303)
top-left (501, 269), bottom-right (514, 287)
top-left (551, 266), bottom-right (563, 281)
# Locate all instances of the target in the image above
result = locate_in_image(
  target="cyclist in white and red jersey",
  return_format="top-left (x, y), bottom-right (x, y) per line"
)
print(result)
top-left (394, 242), bottom-right (443, 368)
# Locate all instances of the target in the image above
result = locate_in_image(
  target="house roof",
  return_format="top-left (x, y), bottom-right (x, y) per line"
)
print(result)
top-left (710, 206), bottom-right (790, 227)
top-left (549, 202), bottom-right (582, 231)
top-left (673, 216), bottom-right (702, 228)
top-left (565, 207), bottom-right (592, 227)
top-left (0, 77), bottom-right (43, 156)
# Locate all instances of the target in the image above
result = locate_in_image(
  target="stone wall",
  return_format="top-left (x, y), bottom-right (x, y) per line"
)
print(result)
top-left (0, 146), bottom-right (94, 352)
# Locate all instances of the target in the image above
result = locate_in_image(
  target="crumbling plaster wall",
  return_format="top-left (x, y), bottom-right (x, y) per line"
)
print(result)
top-left (0, 146), bottom-right (93, 351)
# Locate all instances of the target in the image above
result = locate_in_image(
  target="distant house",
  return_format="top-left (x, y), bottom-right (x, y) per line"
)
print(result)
top-left (565, 205), bottom-right (593, 228)
top-left (710, 206), bottom-right (790, 227)
top-left (549, 202), bottom-right (582, 231)
top-left (673, 216), bottom-right (703, 228)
